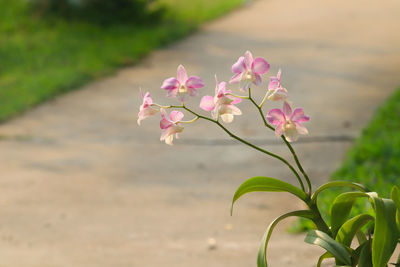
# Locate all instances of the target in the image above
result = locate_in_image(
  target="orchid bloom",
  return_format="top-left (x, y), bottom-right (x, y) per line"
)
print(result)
top-left (161, 65), bottom-right (205, 101)
top-left (266, 102), bottom-right (309, 142)
top-left (229, 51), bottom-right (270, 92)
top-left (137, 90), bottom-right (158, 125)
top-left (265, 69), bottom-right (289, 101)
top-left (200, 76), bottom-right (242, 123)
top-left (160, 109), bottom-right (184, 145)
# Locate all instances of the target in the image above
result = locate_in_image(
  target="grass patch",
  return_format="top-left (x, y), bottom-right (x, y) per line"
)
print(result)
top-left (0, 0), bottom-right (243, 121)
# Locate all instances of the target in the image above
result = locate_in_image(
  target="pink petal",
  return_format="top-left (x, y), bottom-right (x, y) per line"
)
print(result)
top-left (160, 118), bottom-right (171, 129)
top-left (277, 69), bottom-right (282, 80)
top-left (169, 110), bottom-right (184, 122)
top-left (291, 108), bottom-right (310, 123)
top-left (177, 65), bottom-right (188, 84)
top-left (187, 87), bottom-right (198, 97)
top-left (229, 73), bottom-right (242, 84)
top-left (166, 88), bottom-right (178, 98)
top-left (295, 122), bottom-right (309, 135)
top-left (268, 78), bottom-right (279, 90)
top-left (231, 97), bottom-right (242, 105)
top-left (266, 109), bottom-right (285, 125)
top-left (275, 123), bottom-right (285, 137)
top-left (253, 73), bottom-right (262, 86)
top-left (232, 57), bottom-right (246, 73)
top-left (186, 76), bottom-right (205, 89)
top-left (283, 101), bottom-right (292, 117)
top-left (200, 96), bottom-right (215, 111)
top-left (244, 51), bottom-right (253, 69)
top-left (161, 77), bottom-right (179, 90)
top-left (251, 57), bottom-right (270, 74)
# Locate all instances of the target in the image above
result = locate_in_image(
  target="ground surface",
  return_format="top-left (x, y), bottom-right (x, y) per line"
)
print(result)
top-left (0, 0), bottom-right (400, 266)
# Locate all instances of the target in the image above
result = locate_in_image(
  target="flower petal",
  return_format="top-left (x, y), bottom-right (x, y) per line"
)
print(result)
top-left (229, 73), bottom-right (242, 84)
top-left (177, 65), bottom-right (188, 84)
top-left (232, 56), bottom-right (246, 73)
top-left (186, 76), bottom-right (205, 89)
top-left (283, 101), bottom-right (292, 117)
top-left (252, 57), bottom-right (270, 74)
top-left (275, 123), bottom-right (285, 137)
top-left (291, 108), bottom-right (310, 123)
top-left (200, 95), bottom-right (215, 111)
top-left (284, 129), bottom-right (299, 142)
top-left (266, 109), bottom-right (285, 125)
top-left (253, 73), bottom-right (262, 86)
top-left (169, 110), bottom-right (184, 122)
top-left (166, 88), bottom-right (178, 98)
top-left (161, 77), bottom-right (179, 90)
top-left (244, 51), bottom-right (253, 69)
top-left (295, 122), bottom-right (309, 135)
top-left (220, 113), bottom-right (234, 123)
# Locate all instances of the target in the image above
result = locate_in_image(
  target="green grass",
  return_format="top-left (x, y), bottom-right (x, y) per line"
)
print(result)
top-left (291, 88), bottom-right (400, 232)
top-left (0, 0), bottom-right (243, 121)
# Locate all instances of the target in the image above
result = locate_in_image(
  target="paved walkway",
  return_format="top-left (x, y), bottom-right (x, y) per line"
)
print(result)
top-left (1, 0), bottom-right (400, 266)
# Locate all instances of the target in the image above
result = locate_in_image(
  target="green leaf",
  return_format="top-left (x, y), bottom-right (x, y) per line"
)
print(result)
top-left (371, 196), bottom-right (398, 267)
top-left (391, 185), bottom-right (400, 232)
top-left (358, 240), bottom-right (372, 267)
top-left (231, 176), bottom-right (308, 215)
top-left (330, 192), bottom-right (370, 236)
top-left (304, 230), bottom-right (352, 266)
top-left (335, 214), bottom-right (374, 247)
top-left (257, 210), bottom-right (314, 267)
top-left (355, 230), bottom-right (367, 245)
top-left (311, 181), bottom-right (369, 203)
top-left (317, 252), bottom-right (333, 267)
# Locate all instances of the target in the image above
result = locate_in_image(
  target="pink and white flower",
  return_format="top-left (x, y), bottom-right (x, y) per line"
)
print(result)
top-left (229, 51), bottom-right (270, 92)
top-left (200, 76), bottom-right (242, 123)
top-left (159, 109), bottom-right (184, 145)
top-left (161, 65), bottom-right (205, 101)
top-left (266, 102), bottom-right (309, 142)
top-left (137, 90), bottom-right (158, 125)
top-left (265, 69), bottom-right (289, 101)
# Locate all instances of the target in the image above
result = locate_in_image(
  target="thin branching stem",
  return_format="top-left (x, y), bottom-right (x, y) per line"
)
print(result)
top-left (247, 89), bottom-right (312, 195)
top-left (180, 104), bottom-right (306, 192)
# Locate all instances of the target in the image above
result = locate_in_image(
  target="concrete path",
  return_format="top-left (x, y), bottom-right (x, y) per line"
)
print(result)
top-left (1, 0), bottom-right (400, 266)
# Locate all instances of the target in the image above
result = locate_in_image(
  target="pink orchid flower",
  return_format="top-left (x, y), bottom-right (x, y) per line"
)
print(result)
top-left (137, 90), bottom-right (158, 125)
top-left (265, 69), bottom-right (289, 101)
top-left (200, 76), bottom-right (242, 123)
top-left (229, 51), bottom-right (270, 92)
top-left (159, 109), bottom-right (184, 145)
top-left (161, 65), bottom-right (205, 101)
top-left (266, 102), bottom-right (309, 142)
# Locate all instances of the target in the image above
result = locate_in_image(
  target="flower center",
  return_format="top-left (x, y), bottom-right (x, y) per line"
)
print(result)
top-left (284, 120), bottom-right (296, 131)
top-left (178, 84), bottom-right (187, 94)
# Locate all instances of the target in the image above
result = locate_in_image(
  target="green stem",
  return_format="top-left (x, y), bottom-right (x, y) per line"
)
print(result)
top-left (248, 93), bottom-right (312, 195)
top-left (182, 105), bottom-right (306, 192)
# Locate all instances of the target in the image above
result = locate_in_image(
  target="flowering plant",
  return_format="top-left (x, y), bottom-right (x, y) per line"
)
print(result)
top-left (138, 51), bottom-right (400, 267)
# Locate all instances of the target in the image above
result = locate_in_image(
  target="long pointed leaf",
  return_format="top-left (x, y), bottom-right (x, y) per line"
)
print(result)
top-left (231, 176), bottom-right (308, 215)
top-left (331, 192), bottom-right (370, 236)
top-left (257, 210), bottom-right (314, 267)
top-left (311, 181), bottom-right (369, 203)
top-left (391, 185), bottom-right (400, 232)
top-left (358, 240), bottom-right (372, 267)
top-left (335, 214), bottom-right (374, 247)
top-left (317, 252), bottom-right (333, 267)
top-left (304, 230), bottom-right (352, 266)
top-left (371, 197), bottom-right (398, 267)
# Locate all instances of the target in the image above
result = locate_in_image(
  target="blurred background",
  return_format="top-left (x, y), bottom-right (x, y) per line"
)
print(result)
top-left (0, 0), bottom-right (399, 266)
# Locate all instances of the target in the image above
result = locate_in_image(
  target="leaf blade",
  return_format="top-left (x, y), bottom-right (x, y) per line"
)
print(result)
top-left (231, 176), bottom-right (308, 215)
top-left (304, 230), bottom-right (352, 266)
